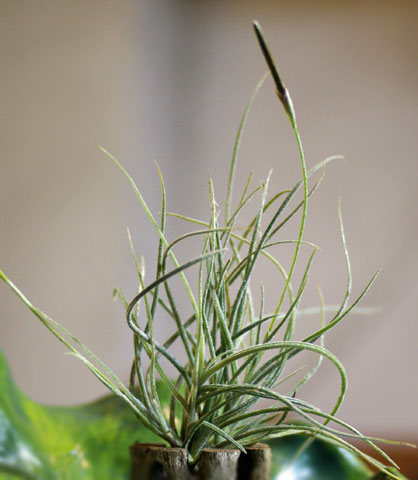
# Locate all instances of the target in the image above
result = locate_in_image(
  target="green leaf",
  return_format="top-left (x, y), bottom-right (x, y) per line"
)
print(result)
top-left (0, 349), bottom-right (167, 479)
top-left (268, 433), bottom-right (372, 480)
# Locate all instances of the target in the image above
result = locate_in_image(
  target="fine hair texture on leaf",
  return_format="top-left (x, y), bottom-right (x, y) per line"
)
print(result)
top-left (0, 21), bottom-right (410, 480)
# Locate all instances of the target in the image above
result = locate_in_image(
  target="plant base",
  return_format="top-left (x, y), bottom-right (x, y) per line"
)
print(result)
top-left (130, 442), bottom-right (272, 480)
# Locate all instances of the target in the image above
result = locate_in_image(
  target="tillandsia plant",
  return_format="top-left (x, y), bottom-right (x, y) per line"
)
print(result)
top-left (0, 22), bottom-right (410, 479)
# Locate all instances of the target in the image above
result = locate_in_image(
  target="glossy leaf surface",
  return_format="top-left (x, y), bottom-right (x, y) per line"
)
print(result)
top-left (0, 350), bottom-right (162, 479)
top-left (269, 434), bottom-right (372, 479)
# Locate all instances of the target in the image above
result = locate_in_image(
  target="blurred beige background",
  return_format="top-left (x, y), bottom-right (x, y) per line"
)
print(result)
top-left (1, 0), bottom-right (417, 442)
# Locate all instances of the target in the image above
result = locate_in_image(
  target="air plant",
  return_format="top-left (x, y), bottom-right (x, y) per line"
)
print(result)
top-left (0, 21), bottom-right (408, 479)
